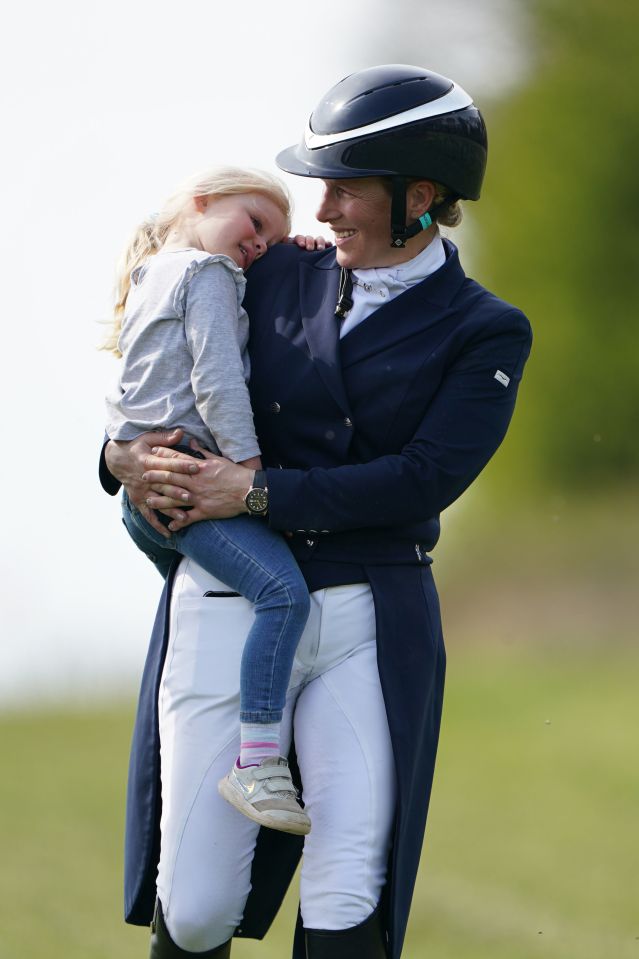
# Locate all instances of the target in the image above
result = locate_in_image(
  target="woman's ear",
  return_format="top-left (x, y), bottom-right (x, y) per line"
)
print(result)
top-left (193, 195), bottom-right (209, 213)
top-left (406, 180), bottom-right (436, 220)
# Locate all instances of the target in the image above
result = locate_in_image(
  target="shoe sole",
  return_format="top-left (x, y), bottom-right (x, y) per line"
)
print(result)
top-left (218, 776), bottom-right (311, 836)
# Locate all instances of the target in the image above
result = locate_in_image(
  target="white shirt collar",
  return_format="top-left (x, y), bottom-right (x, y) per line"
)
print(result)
top-left (339, 235), bottom-right (447, 339)
top-left (352, 234), bottom-right (446, 292)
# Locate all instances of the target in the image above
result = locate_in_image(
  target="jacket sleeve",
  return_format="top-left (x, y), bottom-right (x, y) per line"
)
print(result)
top-left (266, 309), bottom-right (532, 532)
top-left (99, 435), bottom-right (121, 495)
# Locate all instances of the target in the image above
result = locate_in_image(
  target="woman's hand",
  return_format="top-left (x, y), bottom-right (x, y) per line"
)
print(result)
top-left (142, 440), bottom-right (254, 531)
top-left (288, 234), bottom-right (333, 251)
top-left (104, 428), bottom-right (197, 537)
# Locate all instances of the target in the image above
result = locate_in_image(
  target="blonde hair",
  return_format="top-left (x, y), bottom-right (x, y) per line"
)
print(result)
top-left (431, 181), bottom-right (463, 228)
top-left (380, 177), bottom-right (463, 232)
top-left (102, 167), bottom-right (292, 356)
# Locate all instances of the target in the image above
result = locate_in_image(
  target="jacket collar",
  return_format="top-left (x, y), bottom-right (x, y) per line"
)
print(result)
top-left (299, 239), bottom-right (466, 409)
top-left (311, 238), bottom-right (465, 306)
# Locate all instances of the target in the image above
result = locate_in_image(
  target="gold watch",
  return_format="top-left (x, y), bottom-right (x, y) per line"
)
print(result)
top-left (244, 470), bottom-right (268, 516)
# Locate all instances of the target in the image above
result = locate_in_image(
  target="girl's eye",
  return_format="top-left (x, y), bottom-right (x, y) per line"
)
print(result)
top-left (251, 216), bottom-right (262, 231)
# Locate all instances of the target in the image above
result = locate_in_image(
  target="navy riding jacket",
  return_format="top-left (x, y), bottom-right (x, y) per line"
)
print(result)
top-left (101, 240), bottom-right (531, 958)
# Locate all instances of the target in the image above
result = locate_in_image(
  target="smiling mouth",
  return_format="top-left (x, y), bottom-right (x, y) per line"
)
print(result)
top-left (239, 244), bottom-right (252, 268)
top-left (333, 229), bottom-right (358, 245)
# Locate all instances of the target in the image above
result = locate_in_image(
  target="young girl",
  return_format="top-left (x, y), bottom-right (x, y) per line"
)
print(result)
top-left (104, 167), bottom-right (311, 836)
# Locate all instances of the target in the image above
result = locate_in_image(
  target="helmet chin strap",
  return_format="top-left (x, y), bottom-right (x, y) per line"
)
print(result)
top-left (390, 177), bottom-right (457, 248)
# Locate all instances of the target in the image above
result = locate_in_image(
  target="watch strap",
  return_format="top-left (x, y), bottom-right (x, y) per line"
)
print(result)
top-left (252, 469), bottom-right (267, 490)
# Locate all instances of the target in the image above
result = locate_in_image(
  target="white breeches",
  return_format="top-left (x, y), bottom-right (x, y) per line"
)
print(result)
top-left (157, 558), bottom-right (396, 952)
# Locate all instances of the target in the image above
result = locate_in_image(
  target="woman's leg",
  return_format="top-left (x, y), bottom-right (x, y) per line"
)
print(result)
top-left (303, 910), bottom-right (386, 958)
top-left (293, 585), bottom-right (396, 936)
top-left (156, 559), bottom-right (262, 951)
top-left (155, 557), bottom-right (314, 950)
top-left (150, 899), bottom-right (231, 957)
top-left (155, 567), bottom-right (393, 951)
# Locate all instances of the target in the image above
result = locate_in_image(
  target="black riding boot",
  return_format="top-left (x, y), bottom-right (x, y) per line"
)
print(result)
top-left (304, 908), bottom-right (387, 958)
top-left (149, 900), bottom-right (232, 958)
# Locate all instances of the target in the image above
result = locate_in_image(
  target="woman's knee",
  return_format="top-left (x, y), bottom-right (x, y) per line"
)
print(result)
top-left (301, 886), bottom-right (379, 931)
top-left (163, 891), bottom-right (242, 952)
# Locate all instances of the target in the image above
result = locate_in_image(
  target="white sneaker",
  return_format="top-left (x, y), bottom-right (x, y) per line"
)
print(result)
top-left (218, 757), bottom-right (311, 835)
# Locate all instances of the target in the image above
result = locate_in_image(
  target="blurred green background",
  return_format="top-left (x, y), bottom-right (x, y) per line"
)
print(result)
top-left (2, 0), bottom-right (638, 956)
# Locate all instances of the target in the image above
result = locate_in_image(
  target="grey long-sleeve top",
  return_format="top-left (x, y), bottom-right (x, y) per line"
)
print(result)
top-left (105, 249), bottom-right (261, 462)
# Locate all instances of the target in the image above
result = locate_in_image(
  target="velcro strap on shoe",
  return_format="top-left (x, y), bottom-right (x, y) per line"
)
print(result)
top-left (251, 765), bottom-right (297, 797)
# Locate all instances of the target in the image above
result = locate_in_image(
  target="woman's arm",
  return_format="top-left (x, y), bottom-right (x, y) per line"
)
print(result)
top-left (141, 311), bottom-right (532, 532)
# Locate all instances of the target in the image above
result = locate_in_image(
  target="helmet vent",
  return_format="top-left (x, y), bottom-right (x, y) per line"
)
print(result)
top-left (311, 65), bottom-right (453, 134)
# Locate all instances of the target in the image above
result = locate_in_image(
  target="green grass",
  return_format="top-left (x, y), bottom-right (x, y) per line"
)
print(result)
top-left (404, 645), bottom-right (639, 959)
top-left (1, 644), bottom-right (637, 958)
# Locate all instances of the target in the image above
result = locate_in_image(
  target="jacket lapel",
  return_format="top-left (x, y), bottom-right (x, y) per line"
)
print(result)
top-left (299, 254), bottom-right (352, 416)
top-left (340, 240), bottom-right (467, 367)
top-left (298, 241), bottom-right (466, 400)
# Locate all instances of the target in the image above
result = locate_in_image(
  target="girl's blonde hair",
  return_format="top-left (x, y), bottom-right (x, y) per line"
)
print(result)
top-left (103, 167), bottom-right (292, 356)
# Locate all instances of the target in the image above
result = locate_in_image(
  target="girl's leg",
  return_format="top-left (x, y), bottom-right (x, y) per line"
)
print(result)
top-left (121, 491), bottom-right (177, 579)
top-left (125, 503), bottom-right (309, 730)
top-left (174, 518), bottom-right (311, 833)
top-left (293, 585), bottom-right (397, 931)
top-left (176, 516), bottom-right (309, 726)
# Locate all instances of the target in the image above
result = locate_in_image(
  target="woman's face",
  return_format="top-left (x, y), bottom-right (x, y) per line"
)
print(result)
top-left (315, 177), bottom-right (403, 269)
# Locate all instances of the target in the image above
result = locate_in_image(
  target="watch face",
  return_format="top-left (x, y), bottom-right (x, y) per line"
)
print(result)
top-left (246, 487), bottom-right (268, 514)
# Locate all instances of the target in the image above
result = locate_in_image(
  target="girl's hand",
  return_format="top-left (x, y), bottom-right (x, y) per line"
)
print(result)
top-left (142, 439), bottom-right (254, 531)
top-left (288, 234), bottom-right (333, 251)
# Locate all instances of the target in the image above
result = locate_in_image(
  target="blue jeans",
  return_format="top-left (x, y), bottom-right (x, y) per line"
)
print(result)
top-left (122, 493), bottom-right (310, 723)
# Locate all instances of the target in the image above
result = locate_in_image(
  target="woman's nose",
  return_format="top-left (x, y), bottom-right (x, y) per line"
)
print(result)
top-left (316, 187), bottom-right (338, 223)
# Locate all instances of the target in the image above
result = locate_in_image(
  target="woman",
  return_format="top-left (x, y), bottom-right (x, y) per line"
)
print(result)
top-left (102, 65), bottom-right (532, 958)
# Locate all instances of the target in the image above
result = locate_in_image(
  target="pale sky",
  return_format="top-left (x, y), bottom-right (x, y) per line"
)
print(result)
top-left (0, 0), bottom-right (529, 706)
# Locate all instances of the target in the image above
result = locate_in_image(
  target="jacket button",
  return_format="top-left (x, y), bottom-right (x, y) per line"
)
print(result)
top-left (269, 402), bottom-right (281, 413)
top-left (344, 417), bottom-right (353, 427)
top-left (306, 539), bottom-right (315, 547)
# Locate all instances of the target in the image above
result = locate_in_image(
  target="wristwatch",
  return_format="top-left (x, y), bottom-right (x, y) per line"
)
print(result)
top-left (244, 470), bottom-right (269, 516)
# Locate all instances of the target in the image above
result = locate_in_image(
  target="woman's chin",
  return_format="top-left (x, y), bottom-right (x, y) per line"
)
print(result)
top-left (335, 248), bottom-right (359, 269)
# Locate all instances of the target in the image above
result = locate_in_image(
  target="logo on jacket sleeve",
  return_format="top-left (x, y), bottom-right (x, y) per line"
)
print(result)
top-left (494, 370), bottom-right (510, 387)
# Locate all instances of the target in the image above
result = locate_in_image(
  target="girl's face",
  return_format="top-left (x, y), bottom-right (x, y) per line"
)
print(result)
top-left (192, 193), bottom-right (288, 270)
